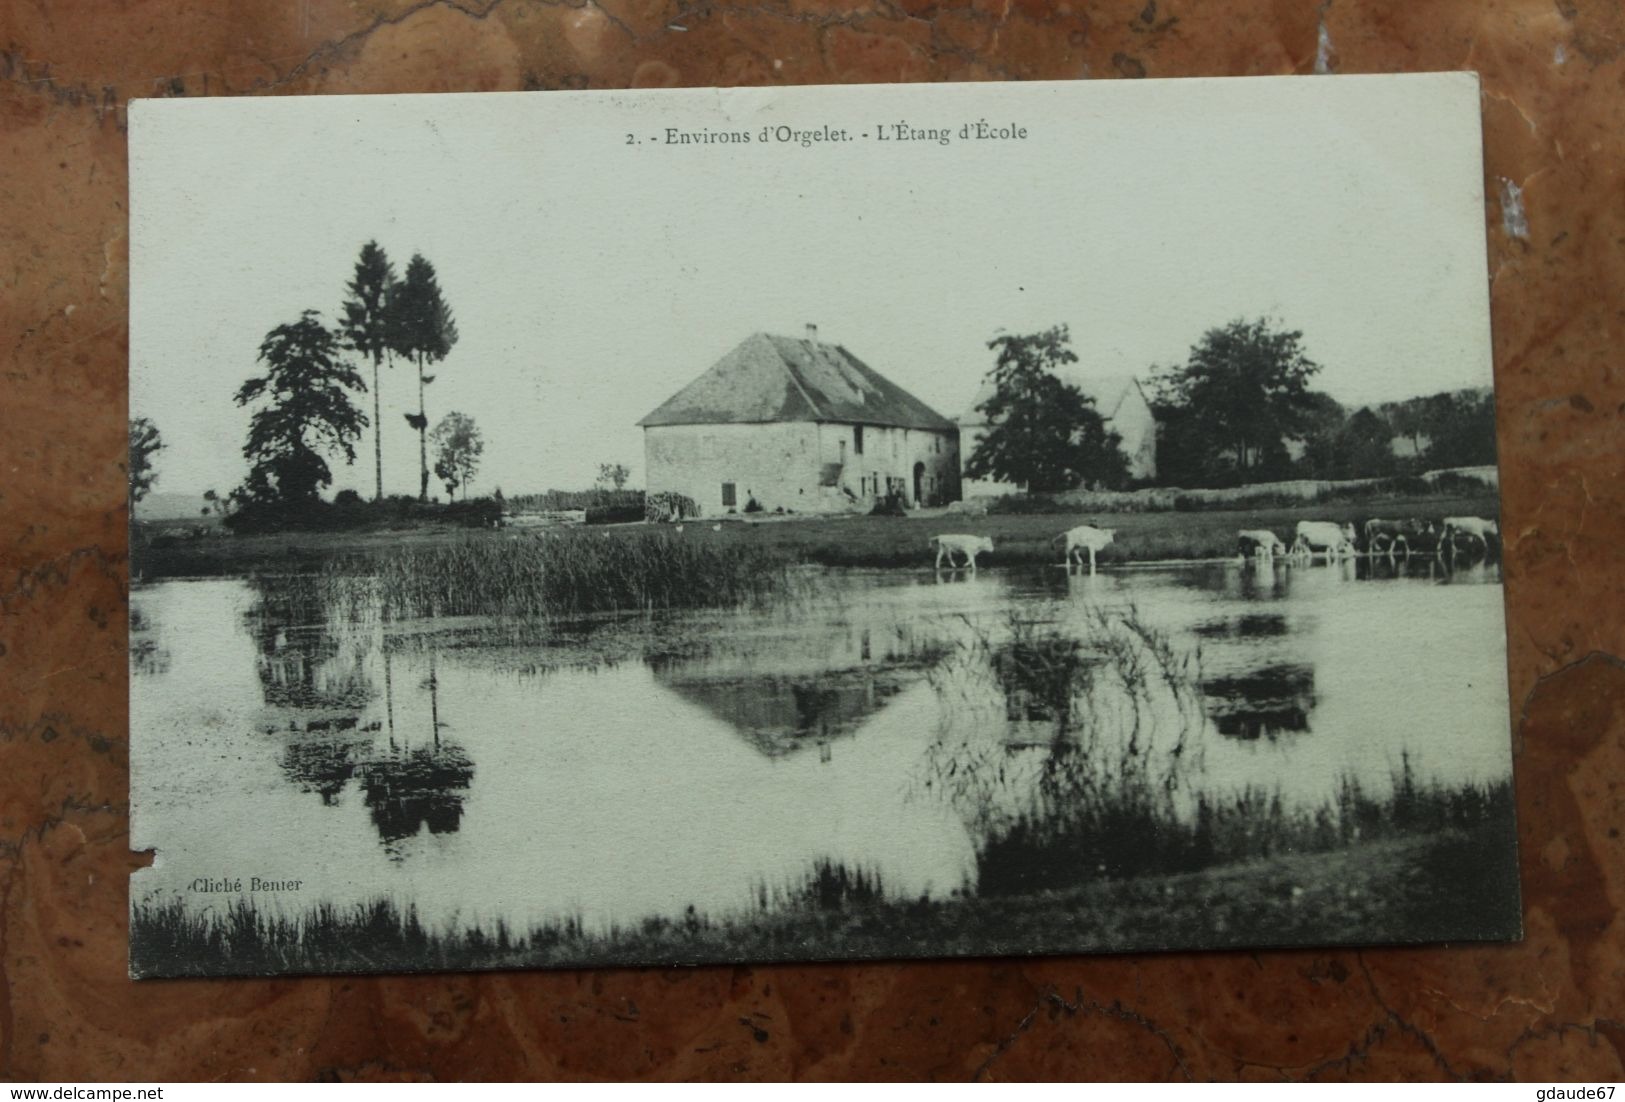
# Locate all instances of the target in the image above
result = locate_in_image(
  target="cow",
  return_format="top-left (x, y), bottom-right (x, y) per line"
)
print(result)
top-left (930, 534), bottom-right (993, 571)
top-left (1291, 520), bottom-right (1357, 561)
top-left (1237, 529), bottom-right (1288, 561)
top-left (1364, 517), bottom-right (1437, 559)
top-left (1053, 524), bottom-right (1115, 574)
top-left (1438, 516), bottom-right (1499, 559)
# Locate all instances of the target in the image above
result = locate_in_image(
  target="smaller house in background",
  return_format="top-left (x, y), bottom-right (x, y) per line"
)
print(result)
top-left (638, 327), bottom-right (961, 515)
top-left (957, 372), bottom-right (1157, 497)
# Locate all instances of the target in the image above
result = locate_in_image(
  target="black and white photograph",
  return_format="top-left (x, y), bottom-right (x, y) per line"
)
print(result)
top-left (127, 74), bottom-right (1518, 980)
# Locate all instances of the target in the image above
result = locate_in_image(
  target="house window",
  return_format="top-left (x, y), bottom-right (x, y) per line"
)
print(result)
top-left (853, 425), bottom-right (864, 455)
top-left (721, 481), bottom-right (736, 508)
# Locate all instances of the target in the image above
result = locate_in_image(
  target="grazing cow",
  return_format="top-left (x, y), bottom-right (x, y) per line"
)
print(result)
top-left (1438, 516), bottom-right (1499, 558)
top-left (930, 534), bottom-right (993, 571)
top-left (1292, 520), bottom-right (1357, 561)
top-left (1053, 524), bottom-right (1116, 574)
top-left (1237, 529), bottom-right (1288, 561)
top-left (1365, 517), bottom-right (1437, 558)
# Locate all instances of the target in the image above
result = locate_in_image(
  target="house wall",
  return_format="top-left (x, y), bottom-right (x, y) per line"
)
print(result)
top-left (644, 422), bottom-right (822, 515)
top-left (643, 421), bottom-right (959, 515)
top-left (813, 423), bottom-right (960, 508)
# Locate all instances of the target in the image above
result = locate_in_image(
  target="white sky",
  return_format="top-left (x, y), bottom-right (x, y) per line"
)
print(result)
top-left (129, 74), bottom-right (1492, 501)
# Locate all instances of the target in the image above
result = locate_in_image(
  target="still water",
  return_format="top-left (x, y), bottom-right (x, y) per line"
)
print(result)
top-left (130, 559), bottom-right (1511, 934)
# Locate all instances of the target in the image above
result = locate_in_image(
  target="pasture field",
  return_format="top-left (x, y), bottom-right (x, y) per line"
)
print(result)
top-left (133, 491), bottom-right (1500, 580)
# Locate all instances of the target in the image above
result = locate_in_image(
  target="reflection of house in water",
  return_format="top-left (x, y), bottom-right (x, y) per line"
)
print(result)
top-left (1200, 662), bottom-right (1317, 740)
top-left (652, 661), bottom-right (915, 759)
top-left (647, 617), bottom-right (947, 758)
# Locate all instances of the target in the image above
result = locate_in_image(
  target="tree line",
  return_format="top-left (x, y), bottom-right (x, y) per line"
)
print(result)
top-left (127, 242), bottom-right (488, 523)
top-left (967, 318), bottom-right (1498, 493)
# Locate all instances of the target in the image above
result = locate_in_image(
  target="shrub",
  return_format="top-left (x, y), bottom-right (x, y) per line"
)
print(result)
top-left (869, 489), bottom-right (909, 517)
top-left (987, 493), bottom-right (1071, 515)
top-left (645, 491), bottom-right (700, 523)
top-left (506, 488), bottom-right (644, 513)
top-left (225, 496), bottom-right (501, 534)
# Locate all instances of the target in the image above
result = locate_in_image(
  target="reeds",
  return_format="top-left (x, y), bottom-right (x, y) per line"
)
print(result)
top-left (324, 529), bottom-right (792, 620)
top-left (974, 753), bottom-right (1515, 896)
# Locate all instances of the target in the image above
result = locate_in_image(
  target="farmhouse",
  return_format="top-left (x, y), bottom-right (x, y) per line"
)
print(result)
top-left (638, 328), bottom-right (961, 515)
top-left (957, 372), bottom-right (1157, 498)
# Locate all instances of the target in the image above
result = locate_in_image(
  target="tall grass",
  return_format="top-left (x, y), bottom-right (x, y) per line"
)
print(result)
top-left (326, 529), bottom-right (792, 620)
top-left (975, 755), bottom-right (1515, 896)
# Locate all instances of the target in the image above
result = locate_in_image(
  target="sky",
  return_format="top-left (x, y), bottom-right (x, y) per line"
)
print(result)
top-left (129, 74), bottom-right (1493, 504)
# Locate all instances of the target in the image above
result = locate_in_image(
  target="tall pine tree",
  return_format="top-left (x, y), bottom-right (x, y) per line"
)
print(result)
top-left (390, 254), bottom-right (458, 502)
top-left (338, 241), bottom-right (396, 501)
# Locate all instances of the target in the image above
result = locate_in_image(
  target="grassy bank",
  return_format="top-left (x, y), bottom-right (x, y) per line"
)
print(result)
top-left (130, 811), bottom-right (1518, 978)
top-left (133, 492), bottom-right (1499, 579)
top-left (731, 494), bottom-right (1498, 568)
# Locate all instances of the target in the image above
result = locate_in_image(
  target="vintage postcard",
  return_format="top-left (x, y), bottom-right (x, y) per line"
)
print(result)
top-left (128, 74), bottom-right (1518, 979)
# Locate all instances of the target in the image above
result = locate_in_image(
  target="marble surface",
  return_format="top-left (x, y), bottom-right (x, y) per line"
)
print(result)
top-left (2, 0), bottom-right (1623, 1082)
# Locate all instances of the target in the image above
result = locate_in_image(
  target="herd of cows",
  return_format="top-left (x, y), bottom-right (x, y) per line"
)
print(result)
top-left (927, 515), bottom-right (1502, 573)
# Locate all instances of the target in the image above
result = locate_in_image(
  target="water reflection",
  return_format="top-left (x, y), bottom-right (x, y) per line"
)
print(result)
top-left (132, 558), bottom-right (1511, 939)
top-left (1201, 662), bottom-right (1317, 740)
top-left (646, 618), bottom-right (947, 758)
top-left (242, 585), bottom-right (478, 857)
top-left (356, 741), bottom-right (475, 855)
top-left (245, 576), bottom-right (374, 712)
top-left (130, 605), bottom-right (171, 677)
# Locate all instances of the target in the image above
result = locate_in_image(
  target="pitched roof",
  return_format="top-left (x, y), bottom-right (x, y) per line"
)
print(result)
top-left (638, 332), bottom-right (955, 431)
top-left (958, 371), bottom-right (1149, 427)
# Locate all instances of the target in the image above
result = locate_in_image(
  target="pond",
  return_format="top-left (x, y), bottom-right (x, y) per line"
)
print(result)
top-left (130, 557), bottom-right (1512, 944)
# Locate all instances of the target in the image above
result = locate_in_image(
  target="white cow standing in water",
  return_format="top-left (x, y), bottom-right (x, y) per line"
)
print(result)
top-left (1438, 516), bottom-right (1499, 558)
top-left (1054, 524), bottom-right (1115, 574)
top-left (1291, 520), bottom-right (1357, 561)
top-left (929, 534), bottom-right (993, 571)
top-left (1237, 528), bottom-right (1288, 561)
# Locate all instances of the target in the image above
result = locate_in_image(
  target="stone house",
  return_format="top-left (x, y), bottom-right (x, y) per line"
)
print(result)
top-left (638, 328), bottom-right (960, 515)
top-left (957, 371), bottom-right (1158, 497)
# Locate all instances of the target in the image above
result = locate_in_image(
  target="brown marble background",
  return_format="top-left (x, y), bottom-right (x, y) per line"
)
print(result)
top-left (2, 0), bottom-right (1622, 1082)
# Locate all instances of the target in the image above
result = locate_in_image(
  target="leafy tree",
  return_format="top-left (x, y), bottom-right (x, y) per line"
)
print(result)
top-left (1423, 390), bottom-right (1498, 468)
top-left (200, 488), bottom-right (238, 518)
top-left (1378, 397), bottom-right (1429, 458)
top-left (963, 326), bottom-right (1128, 493)
top-left (234, 310), bottom-right (368, 505)
top-left (338, 241), bottom-right (397, 501)
top-left (1153, 317), bottom-right (1322, 480)
top-left (1295, 392), bottom-right (1349, 478)
top-left (596, 462), bottom-right (631, 490)
top-left (1305, 406), bottom-right (1395, 479)
top-left (430, 411), bottom-right (484, 500)
top-left (127, 417), bottom-right (164, 515)
top-left (390, 254), bottom-right (458, 502)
